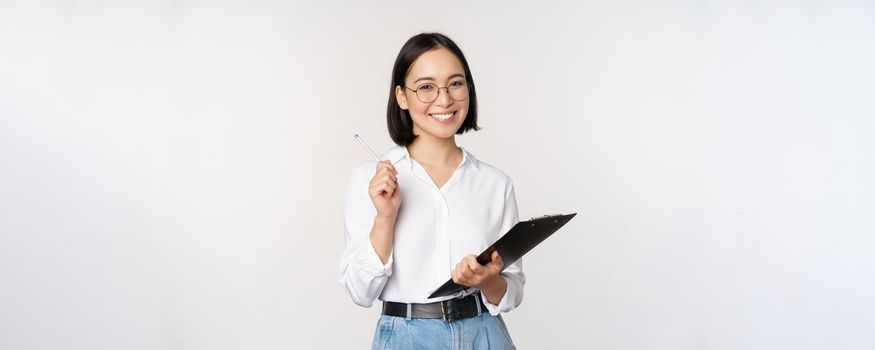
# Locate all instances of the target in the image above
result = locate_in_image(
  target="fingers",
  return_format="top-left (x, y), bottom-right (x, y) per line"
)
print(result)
top-left (465, 255), bottom-right (483, 274)
top-left (369, 161), bottom-right (400, 198)
top-left (374, 167), bottom-right (397, 183)
top-left (371, 181), bottom-right (396, 197)
top-left (449, 255), bottom-right (479, 286)
top-left (377, 170), bottom-right (397, 183)
top-left (369, 179), bottom-right (396, 197)
top-left (375, 160), bottom-right (398, 178)
top-left (451, 252), bottom-right (506, 288)
top-left (452, 261), bottom-right (473, 286)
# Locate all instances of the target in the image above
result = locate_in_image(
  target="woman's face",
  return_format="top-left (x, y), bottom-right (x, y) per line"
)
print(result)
top-left (395, 47), bottom-right (469, 142)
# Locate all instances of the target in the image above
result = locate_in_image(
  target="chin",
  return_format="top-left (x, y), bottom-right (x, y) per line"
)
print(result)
top-left (415, 130), bottom-right (456, 140)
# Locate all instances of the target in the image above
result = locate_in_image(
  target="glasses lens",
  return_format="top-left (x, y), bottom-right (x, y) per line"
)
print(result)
top-left (412, 83), bottom-right (469, 103)
top-left (448, 84), bottom-right (468, 101)
top-left (417, 88), bottom-right (437, 103)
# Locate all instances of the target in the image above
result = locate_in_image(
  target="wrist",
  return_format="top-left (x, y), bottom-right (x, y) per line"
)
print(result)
top-left (481, 274), bottom-right (505, 293)
top-left (374, 214), bottom-right (397, 223)
top-left (480, 274), bottom-right (507, 305)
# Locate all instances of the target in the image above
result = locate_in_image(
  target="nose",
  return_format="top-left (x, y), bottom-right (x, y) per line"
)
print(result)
top-left (433, 87), bottom-right (454, 107)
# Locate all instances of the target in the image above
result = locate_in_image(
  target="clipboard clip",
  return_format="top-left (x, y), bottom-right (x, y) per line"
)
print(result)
top-left (530, 214), bottom-right (563, 221)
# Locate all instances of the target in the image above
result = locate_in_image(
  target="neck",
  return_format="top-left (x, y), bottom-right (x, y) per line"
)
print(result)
top-left (407, 134), bottom-right (460, 166)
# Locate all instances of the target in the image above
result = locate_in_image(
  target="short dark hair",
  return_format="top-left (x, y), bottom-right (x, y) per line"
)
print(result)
top-left (387, 33), bottom-right (480, 146)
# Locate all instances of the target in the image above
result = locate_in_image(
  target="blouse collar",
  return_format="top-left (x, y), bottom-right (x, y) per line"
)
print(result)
top-left (382, 145), bottom-right (479, 172)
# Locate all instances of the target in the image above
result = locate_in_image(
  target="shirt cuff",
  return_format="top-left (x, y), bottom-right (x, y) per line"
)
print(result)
top-left (356, 237), bottom-right (393, 278)
top-left (480, 276), bottom-right (513, 316)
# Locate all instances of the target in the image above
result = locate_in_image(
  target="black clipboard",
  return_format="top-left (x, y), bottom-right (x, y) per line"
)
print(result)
top-left (427, 213), bottom-right (577, 299)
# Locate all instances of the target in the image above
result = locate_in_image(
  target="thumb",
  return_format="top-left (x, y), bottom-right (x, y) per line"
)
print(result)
top-left (489, 250), bottom-right (504, 270)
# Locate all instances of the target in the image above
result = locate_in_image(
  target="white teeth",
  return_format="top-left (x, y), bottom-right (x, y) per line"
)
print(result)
top-left (430, 112), bottom-right (453, 120)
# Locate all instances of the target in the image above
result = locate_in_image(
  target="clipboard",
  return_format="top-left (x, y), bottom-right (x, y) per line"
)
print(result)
top-left (427, 212), bottom-right (577, 299)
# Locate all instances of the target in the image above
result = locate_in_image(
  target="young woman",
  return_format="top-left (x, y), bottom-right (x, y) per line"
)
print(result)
top-left (339, 33), bottom-right (522, 350)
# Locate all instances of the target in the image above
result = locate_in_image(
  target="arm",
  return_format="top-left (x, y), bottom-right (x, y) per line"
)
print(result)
top-left (452, 180), bottom-right (525, 315)
top-left (337, 163), bottom-right (401, 307)
top-left (482, 181), bottom-right (525, 314)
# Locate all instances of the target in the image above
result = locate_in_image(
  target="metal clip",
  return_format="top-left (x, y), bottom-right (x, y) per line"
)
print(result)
top-left (531, 213), bottom-right (562, 221)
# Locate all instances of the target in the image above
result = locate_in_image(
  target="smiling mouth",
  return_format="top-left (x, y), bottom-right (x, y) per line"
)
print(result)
top-left (429, 111), bottom-right (455, 122)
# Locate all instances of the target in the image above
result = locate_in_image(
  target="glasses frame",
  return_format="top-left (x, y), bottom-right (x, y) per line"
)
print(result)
top-left (404, 83), bottom-right (469, 104)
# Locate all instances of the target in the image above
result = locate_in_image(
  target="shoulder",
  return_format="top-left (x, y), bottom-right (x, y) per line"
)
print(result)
top-left (463, 148), bottom-right (514, 187)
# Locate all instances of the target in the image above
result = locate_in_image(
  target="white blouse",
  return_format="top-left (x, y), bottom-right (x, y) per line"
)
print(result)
top-left (338, 145), bottom-right (524, 315)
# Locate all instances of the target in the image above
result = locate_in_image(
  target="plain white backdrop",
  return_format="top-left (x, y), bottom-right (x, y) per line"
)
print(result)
top-left (1, 1), bottom-right (874, 349)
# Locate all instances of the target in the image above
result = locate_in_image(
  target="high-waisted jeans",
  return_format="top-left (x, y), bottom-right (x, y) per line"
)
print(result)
top-left (371, 312), bottom-right (516, 350)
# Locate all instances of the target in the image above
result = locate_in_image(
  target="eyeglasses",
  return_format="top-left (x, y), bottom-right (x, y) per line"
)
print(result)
top-left (405, 81), bottom-right (469, 104)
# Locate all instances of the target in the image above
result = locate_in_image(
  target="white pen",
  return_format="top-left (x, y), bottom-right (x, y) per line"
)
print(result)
top-left (353, 133), bottom-right (380, 161)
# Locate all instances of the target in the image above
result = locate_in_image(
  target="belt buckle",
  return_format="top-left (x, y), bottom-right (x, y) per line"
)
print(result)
top-left (440, 300), bottom-right (461, 323)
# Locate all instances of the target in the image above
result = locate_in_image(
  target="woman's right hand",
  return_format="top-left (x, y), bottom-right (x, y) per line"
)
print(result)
top-left (369, 160), bottom-right (401, 218)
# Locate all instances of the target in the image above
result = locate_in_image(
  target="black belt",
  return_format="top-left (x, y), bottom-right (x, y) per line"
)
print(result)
top-left (382, 294), bottom-right (485, 323)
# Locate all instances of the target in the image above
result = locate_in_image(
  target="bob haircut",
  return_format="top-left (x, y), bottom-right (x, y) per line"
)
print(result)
top-left (387, 33), bottom-right (480, 146)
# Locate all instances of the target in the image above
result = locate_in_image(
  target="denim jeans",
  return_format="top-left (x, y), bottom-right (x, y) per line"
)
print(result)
top-left (371, 312), bottom-right (516, 350)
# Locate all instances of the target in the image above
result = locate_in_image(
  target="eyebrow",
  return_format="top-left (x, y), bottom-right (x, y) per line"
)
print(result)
top-left (412, 73), bottom-right (466, 84)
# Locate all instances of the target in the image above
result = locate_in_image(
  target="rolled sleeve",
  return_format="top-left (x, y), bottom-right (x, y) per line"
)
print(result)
top-left (481, 180), bottom-right (525, 315)
top-left (356, 234), bottom-right (394, 279)
top-left (338, 166), bottom-right (393, 307)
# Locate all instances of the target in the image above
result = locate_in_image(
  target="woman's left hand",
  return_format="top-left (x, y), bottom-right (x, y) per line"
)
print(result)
top-left (451, 250), bottom-right (504, 289)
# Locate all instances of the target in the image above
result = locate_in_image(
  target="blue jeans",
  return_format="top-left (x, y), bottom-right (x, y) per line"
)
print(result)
top-left (371, 312), bottom-right (516, 350)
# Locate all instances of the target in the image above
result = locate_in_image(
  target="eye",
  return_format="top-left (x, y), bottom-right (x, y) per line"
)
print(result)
top-left (449, 81), bottom-right (466, 87)
top-left (417, 83), bottom-right (436, 92)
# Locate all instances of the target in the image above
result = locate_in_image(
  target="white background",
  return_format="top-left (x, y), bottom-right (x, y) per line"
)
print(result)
top-left (1, 1), bottom-right (874, 349)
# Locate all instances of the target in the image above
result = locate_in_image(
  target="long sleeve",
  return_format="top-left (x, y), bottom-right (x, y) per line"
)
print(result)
top-left (337, 167), bottom-right (393, 307)
top-left (481, 180), bottom-right (525, 315)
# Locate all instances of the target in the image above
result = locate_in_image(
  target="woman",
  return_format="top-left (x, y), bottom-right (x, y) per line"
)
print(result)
top-left (338, 33), bottom-right (522, 350)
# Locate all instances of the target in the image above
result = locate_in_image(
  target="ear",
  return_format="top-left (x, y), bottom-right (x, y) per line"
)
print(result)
top-left (395, 85), bottom-right (409, 110)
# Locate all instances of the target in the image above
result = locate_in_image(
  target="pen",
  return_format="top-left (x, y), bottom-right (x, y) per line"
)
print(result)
top-left (353, 133), bottom-right (380, 161)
